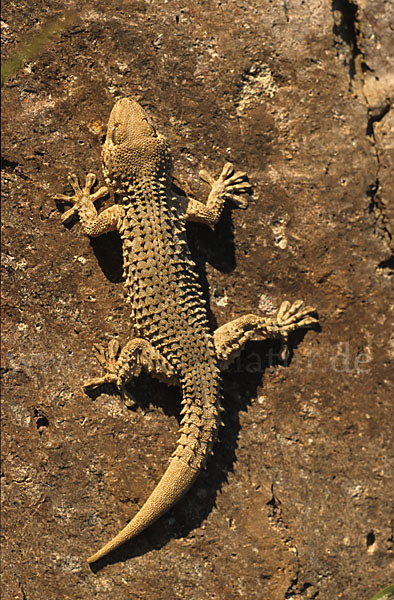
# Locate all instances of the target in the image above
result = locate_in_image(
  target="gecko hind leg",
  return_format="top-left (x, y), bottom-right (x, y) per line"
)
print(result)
top-left (214, 300), bottom-right (318, 369)
top-left (84, 338), bottom-right (178, 402)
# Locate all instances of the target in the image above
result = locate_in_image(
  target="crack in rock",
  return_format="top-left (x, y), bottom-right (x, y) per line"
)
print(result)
top-left (332, 0), bottom-right (393, 259)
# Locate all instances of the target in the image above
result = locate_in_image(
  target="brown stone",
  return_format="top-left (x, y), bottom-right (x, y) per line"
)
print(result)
top-left (1, 1), bottom-right (392, 598)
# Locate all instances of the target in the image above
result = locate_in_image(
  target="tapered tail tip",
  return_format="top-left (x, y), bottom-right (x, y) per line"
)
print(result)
top-left (87, 550), bottom-right (102, 564)
top-left (86, 457), bottom-right (200, 564)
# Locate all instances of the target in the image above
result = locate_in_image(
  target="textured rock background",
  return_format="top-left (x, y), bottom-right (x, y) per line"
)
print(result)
top-left (1, 1), bottom-right (393, 598)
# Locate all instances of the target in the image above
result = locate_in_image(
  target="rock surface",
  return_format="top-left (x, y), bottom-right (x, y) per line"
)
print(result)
top-left (1, 1), bottom-right (393, 599)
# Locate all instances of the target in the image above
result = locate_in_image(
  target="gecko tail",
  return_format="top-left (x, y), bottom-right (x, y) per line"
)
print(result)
top-left (87, 457), bottom-right (199, 563)
top-left (87, 365), bottom-right (220, 564)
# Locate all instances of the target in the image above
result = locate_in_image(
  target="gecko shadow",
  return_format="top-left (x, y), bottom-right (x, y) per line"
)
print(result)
top-left (89, 231), bottom-right (124, 283)
top-left (85, 191), bottom-right (240, 287)
top-left (88, 328), bottom-right (315, 571)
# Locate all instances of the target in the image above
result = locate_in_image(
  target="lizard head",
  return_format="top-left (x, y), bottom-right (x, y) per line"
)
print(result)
top-left (102, 98), bottom-right (172, 193)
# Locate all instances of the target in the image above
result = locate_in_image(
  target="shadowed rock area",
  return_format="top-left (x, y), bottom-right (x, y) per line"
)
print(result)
top-left (1, 1), bottom-right (393, 598)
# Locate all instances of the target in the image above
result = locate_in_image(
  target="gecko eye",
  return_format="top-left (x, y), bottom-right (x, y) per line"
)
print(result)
top-left (144, 116), bottom-right (157, 136)
top-left (111, 125), bottom-right (120, 145)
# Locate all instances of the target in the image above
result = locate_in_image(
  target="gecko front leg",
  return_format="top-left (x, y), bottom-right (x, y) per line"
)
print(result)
top-left (54, 173), bottom-right (124, 235)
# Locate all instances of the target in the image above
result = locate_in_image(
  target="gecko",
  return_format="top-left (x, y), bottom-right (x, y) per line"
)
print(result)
top-left (55, 97), bottom-right (318, 563)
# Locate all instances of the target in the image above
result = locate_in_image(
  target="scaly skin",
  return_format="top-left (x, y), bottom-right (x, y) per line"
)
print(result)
top-left (55, 98), bottom-right (318, 564)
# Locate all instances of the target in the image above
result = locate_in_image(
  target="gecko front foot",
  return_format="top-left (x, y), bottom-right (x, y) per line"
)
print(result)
top-left (54, 173), bottom-right (108, 225)
top-left (200, 162), bottom-right (252, 209)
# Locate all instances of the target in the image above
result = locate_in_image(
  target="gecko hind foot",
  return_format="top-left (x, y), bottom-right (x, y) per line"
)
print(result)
top-left (277, 300), bottom-right (318, 330)
top-left (277, 300), bottom-right (319, 361)
top-left (83, 339), bottom-right (121, 393)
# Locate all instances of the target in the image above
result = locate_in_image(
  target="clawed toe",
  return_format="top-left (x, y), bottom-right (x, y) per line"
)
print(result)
top-left (108, 339), bottom-right (121, 359)
top-left (228, 192), bottom-right (249, 209)
top-left (199, 168), bottom-right (216, 186)
top-left (118, 386), bottom-right (137, 408)
top-left (220, 162), bottom-right (235, 179)
top-left (53, 193), bottom-right (74, 203)
top-left (91, 344), bottom-right (108, 369)
top-left (83, 373), bottom-right (118, 393)
top-left (68, 173), bottom-right (83, 194)
top-left (85, 173), bottom-right (96, 190)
